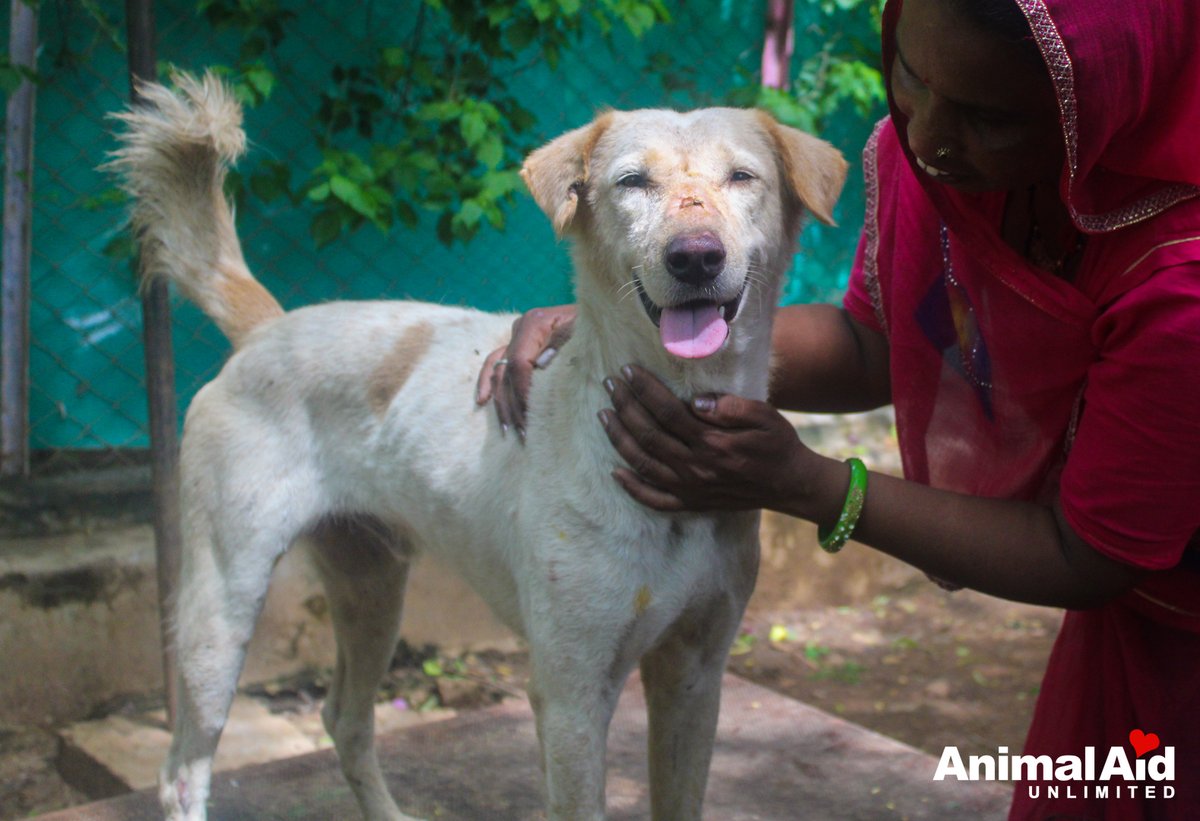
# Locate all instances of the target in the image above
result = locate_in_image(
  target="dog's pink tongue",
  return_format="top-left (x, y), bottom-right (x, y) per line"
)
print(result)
top-left (660, 303), bottom-right (728, 359)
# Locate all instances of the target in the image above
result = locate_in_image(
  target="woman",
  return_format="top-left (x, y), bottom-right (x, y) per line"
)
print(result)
top-left (478, 0), bottom-right (1200, 817)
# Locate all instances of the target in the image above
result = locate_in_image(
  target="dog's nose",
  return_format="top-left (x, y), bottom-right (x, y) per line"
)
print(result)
top-left (664, 232), bottom-right (726, 285)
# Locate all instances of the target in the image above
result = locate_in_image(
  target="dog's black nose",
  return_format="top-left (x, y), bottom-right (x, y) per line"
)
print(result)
top-left (664, 232), bottom-right (726, 285)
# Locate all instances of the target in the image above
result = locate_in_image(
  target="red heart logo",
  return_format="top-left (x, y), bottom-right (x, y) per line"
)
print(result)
top-left (1129, 729), bottom-right (1160, 757)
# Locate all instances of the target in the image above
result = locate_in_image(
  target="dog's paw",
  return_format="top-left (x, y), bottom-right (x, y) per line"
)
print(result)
top-left (160, 760), bottom-right (211, 821)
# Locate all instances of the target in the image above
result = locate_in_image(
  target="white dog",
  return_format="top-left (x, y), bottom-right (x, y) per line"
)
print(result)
top-left (109, 73), bottom-right (845, 821)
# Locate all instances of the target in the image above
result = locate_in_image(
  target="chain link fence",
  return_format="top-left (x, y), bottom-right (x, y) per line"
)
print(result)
top-left (4, 0), bottom-right (880, 477)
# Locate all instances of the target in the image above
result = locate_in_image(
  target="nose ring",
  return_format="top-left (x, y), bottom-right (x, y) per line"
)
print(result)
top-left (935, 146), bottom-right (952, 160)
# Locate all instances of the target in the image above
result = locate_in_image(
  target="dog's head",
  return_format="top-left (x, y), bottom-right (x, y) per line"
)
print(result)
top-left (522, 109), bottom-right (847, 362)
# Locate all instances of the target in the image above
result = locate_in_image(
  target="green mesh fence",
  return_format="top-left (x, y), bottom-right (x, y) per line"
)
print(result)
top-left (4, 0), bottom-right (882, 464)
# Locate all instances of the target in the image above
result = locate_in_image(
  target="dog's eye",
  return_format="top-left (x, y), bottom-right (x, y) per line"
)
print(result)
top-left (730, 170), bottom-right (756, 183)
top-left (617, 173), bottom-right (649, 189)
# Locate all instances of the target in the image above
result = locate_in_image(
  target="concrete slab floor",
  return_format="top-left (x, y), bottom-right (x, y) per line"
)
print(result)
top-left (38, 673), bottom-right (1011, 821)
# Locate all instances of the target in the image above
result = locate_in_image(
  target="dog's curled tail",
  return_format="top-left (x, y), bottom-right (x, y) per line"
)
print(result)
top-left (107, 71), bottom-right (283, 347)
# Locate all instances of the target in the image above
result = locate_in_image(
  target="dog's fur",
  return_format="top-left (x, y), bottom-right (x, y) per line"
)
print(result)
top-left (108, 73), bottom-right (846, 821)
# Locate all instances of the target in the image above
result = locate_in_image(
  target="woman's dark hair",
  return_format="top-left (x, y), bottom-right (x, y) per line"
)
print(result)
top-left (947, 0), bottom-right (1043, 64)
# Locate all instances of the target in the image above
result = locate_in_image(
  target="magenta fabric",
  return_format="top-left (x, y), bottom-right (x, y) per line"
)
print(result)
top-left (1013, 0), bottom-right (1200, 229)
top-left (1013, 606), bottom-right (1200, 821)
top-left (845, 121), bottom-right (1200, 570)
top-left (851, 0), bottom-right (1200, 573)
top-left (843, 1), bottom-right (1200, 818)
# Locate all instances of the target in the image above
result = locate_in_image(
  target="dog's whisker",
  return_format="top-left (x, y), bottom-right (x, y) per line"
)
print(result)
top-left (616, 268), bottom-right (651, 305)
top-left (617, 278), bottom-right (644, 304)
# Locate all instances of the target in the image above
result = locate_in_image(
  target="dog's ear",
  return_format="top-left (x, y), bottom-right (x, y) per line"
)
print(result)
top-left (521, 112), bottom-right (614, 237)
top-left (755, 111), bottom-right (848, 226)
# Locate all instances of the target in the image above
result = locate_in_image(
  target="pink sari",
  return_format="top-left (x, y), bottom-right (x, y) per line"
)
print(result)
top-left (844, 1), bottom-right (1200, 818)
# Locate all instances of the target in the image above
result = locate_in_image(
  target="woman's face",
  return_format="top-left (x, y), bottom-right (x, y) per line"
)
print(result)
top-left (890, 0), bottom-right (1065, 193)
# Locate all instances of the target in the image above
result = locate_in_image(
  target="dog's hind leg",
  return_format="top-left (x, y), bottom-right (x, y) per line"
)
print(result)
top-left (639, 598), bottom-right (744, 821)
top-left (308, 517), bottom-right (421, 821)
top-left (160, 496), bottom-right (301, 821)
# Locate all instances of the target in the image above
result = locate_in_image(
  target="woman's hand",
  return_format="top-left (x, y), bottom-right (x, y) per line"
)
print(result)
top-left (598, 364), bottom-right (841, 517)
top-left (475, 304), bottom-right (577, 440)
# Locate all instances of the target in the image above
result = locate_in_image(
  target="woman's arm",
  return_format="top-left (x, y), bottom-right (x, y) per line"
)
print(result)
top-left (768, 304), bottom-right (893, 413)
top-left (600, 366), bottom-right (1146, 610)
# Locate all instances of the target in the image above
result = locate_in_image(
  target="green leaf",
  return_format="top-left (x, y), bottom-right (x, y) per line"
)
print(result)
top-left (80, 188), bottom-right (128, 211)
top-left (329, 175), bottom-right (378, 220)
top-left (475, 134), bottom-right (504, 169)
top-left (730, 633), bottom-right (757, 656)
top-left (436, 211), bottom-right (455, 245)
top-left (625, 5), bottom-right (657, 37)
top-left (396, 201), bottom-right (419, 227)
top-left (310, 209), bottom-right (343, 248)
top-left (529, 0), bottom-right (555, 22)
top-left (481, 169), bottom-right (523, 199)
top-left (102, 233), bottom-right (136, 261)
top-left (486, 4), bottom-right (513, 25)
top-left (416, 100), bottom-right (462, 122)
top-left (454, 200), bottom-right (485, 230)
top-left (506, 16), bottom-right (538, 51)
top-left (244, 64), bottom-right (276, 101)
top-left (249, 161), bottom-right (291, 202)
top-left (460, 109), bottom-right (488, 147)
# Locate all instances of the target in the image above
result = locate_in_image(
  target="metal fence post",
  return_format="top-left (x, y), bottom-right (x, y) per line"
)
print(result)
top-left (1, 0), bottom-right (38, 478)
top-left (126, 0), bottom-right (181, 724)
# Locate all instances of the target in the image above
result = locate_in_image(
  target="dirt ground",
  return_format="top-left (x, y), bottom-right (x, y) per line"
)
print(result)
top-left (0, 532), bottom-right (1057, 821)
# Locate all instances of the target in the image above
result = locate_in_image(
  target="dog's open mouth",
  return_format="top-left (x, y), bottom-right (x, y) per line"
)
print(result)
top-left (637, 282), bottom-right (746, 360)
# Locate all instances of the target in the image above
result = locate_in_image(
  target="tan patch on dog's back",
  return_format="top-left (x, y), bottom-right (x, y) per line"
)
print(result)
top-left (368, 322), bottom-right (433, 416)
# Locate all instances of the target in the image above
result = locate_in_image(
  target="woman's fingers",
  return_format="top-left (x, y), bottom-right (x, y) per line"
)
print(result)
top-left (598, 407), bottom-right (683, 490)
top-left (475, 345), bottom-right (507, 405)
top-left (474, 305), bottom-right (577, 440)
top-left (603, 373), bottom-right (695, 468)
top-left (475, 346), bottom-right (518, 436)
top-left (611, 467), bottom-right (687, 512)
top-left (617, 365), bottom-right (708, 441)
top-left (600, 364), bottom-right (814, 514)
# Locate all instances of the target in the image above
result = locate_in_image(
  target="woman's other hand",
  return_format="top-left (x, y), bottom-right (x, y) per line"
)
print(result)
top-left (598, 364), bottom-right (844, 519)
top-left (475, 304), bottom-right (577, 440)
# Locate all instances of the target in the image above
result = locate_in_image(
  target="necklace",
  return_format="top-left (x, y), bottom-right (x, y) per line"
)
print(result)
top-left (1023, 185), bottom-right (1085, 278)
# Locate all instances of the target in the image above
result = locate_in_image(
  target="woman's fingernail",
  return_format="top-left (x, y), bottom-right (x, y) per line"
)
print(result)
top-left (693, 395), bottom-right (716, 414)
top-left (534, 347), bottom-right (557, 368)
top-left (603, 377), bottom-right (616, 396)
top-left (500, 423), bottom-right (509, 437)
top-left (621, 365), bottom-right (634, 381)
top-left (597, 409), bottom-right (610, 428)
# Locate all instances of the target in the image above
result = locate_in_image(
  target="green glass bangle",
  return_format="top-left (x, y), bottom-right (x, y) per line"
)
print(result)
top-left (818, 457), bottom-right (868, 554)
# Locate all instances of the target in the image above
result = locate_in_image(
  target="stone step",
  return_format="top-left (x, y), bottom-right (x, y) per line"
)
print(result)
top-left (56, 693), bottom-right (457, 797)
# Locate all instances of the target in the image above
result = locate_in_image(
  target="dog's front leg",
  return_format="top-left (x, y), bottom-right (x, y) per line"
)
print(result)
top-left (639, 596), bottom-right (745, 821)
top-left (527, 645), bottom-right (624, 820)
